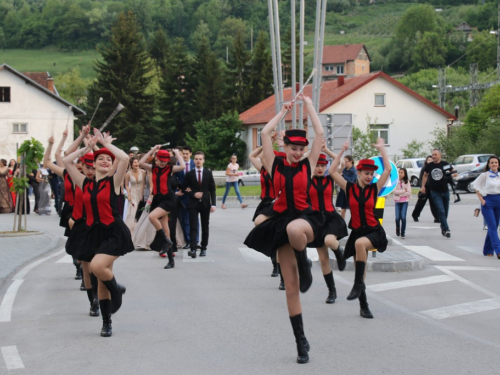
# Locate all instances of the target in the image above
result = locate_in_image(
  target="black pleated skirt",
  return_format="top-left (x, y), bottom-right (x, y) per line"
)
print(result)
top-left (78, 219), bottom-right (134, 263)
top-left (65, 219), bottom-right (87, 258)
top-left (344, 226), bottom-right (388, 260)
top-left (252, 197), bottom-right (274, 221)
top-left (151, 193), bottom-right (177, 213)
top-left (308, 210), bottom-right (348, 248)
top-left (59, 202), bottom-right (73, 237)
top-left (244, 209), bottom-right (324, 258)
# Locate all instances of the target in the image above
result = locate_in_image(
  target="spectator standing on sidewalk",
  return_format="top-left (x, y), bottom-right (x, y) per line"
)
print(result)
top-left (394, 168), bottom-right (412, 240)
top-left (420, 149), bottom-right (457, 238)
top-left (221, 154), bottom-right (247, 209)
top-left (473, 156), bottom-right (500, 258)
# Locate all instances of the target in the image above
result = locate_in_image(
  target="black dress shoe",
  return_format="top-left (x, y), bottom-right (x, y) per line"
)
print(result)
top-left (199, 250), bottom-right (206, 257)
top-left (188, 249), bottom-right (197, 258)
top-left (80, 280), bottom-right (86, 291)
top-left (182, 244), bottom-right (190, 249)
top-left (412, 216), bottom-right (419, 222)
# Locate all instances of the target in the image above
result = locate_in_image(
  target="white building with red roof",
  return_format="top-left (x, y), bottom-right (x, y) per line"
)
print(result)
top-left (239, 71), bottom-right (456, 160)
top-left (0, 63), bottom-right (85, 160)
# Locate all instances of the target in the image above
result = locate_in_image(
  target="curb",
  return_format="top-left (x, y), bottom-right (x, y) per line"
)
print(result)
top-left (0, 235), bottom-right (66, 291)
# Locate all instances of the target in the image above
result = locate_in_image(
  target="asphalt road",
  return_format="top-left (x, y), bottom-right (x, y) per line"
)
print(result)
top-left (1, 200), bottom-right (499, 374)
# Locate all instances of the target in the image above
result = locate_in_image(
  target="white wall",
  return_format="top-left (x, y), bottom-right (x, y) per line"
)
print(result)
top-left (321, 77), bottom-right (449, 159)
top-left (0, 69), bottom-right (75, 161)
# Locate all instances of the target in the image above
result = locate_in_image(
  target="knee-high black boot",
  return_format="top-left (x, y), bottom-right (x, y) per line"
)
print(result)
top-left (159, 230), bottom-right (174, 256)
top-left (99, 299), bottom-right (112, 337)
top-left (359, 290), bottom-right (373, 319)
top-left (73, 257), bottom-right (82, 280)
top-left (164, 247), bottom-right (175, 269)
top-left (271, 259), bottom-right (279, 277)
top-left (278, 264), bottom-right (285, 290)
top-left (347, 261), bottom-right (366, 300)
top-left (90, 273), bottom-right (100, 316)
top-left (150, 229), bottom-right (166, 252)
top-left (86, 289), bottom-right (100, 316)
top-left (323, 271), bottom-right (337, 304)
top-left (330, 246), bottom-right (346, 271)
top-left (294, 249), bottom-right (313, 293)
top-left (102, 276), bottom-right (126, 314)
top-left (289, 314), bottom-right (310, 364)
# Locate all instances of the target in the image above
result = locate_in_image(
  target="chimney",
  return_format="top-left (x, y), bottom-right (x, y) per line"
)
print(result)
top-left (337, 76), bottom-right (344, 87)
top-left (47, 78), bottom-right (55, 93)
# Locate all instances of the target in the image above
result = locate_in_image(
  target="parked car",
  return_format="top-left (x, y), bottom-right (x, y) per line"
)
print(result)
top-left (453, 163), bottom-right (486, 193)
top-left (452, 154), bottom-right (493, 173)
top-left (395, 158), bottom-right (426, 186)
top-left (239, 166), bottom-right (260, 186)
top-left (213, 170), bottom-right (247, 187)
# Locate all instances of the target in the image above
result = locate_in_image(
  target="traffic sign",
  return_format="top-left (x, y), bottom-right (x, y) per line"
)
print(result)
top-left (370, 157), bottom-right (398, 197)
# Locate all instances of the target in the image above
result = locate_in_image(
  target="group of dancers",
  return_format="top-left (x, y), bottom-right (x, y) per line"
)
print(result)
top-left (244, 95), bottom-right (390, 364)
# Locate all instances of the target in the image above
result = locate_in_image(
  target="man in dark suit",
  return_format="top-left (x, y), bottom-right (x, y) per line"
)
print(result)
top-left (175, 146), bottom-right (199, 248)
top-left (181, 151), bottom-right (216, 258)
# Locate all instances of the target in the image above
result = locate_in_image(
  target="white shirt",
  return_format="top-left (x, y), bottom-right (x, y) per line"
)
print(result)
top-left (473, 172), bottom-right (500, 196)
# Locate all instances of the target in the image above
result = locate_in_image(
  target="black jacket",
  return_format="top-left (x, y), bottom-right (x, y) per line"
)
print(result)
top-left (181, 168), bottom-right (216, 209)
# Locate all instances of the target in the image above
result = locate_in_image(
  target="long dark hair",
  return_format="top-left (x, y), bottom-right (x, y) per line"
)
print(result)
top-left (423, 155), bottom-right (432, 168)
top-left (485, 156), bottom-right (500, 172)
top-left (399, 167), bottom-right (409, 184)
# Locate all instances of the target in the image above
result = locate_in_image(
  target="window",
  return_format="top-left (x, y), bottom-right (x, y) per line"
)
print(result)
top-left (375, 94), bottom-right (385, 106)
top-left (404, 161), bottom-right (413, 169)
top-left (453, 157), bottom-right (464, 165)
top-left (336, 65), bottom-right (344, 75)
top-left (478, 155), bottom-right (491, 163)
top-left (462, 156), bottom-right (473, 164)
top-left (416, 160), bottom-right (424, 168)
top-left (257, 128), bottom-right (262, 147)
top-left (369, 124), bottom-right (389, 145)
top-left (0, 87), bottom-right (11, 102)
top-left (13, 123), bottom-right (28, 133)
top-left (324, 65), bottom-right (334, 72)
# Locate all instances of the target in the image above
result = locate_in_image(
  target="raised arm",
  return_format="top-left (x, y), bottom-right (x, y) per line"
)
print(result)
top-left (261, 104), bottom-right (291, 175)
top-left (55, 129), bottom-right (68, 166)
top-left (171, 149), bottom-right (186, 173)
top-left (330, 140), bottom-right (349, 192)
top-left (374, 138), bottom-right (391, 192)
top-left (303, 96), bottom-right (324, 166)
top-left (63, 145), bottom-right (94, 190)
top-left (43, 137), bottom-right (65, 177)
top-left (249, 146), bottom-right (263, 171)
top-left (139, 145), bottom-right (160, 172)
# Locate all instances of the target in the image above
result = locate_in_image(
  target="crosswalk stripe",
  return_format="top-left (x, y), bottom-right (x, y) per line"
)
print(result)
top-left (456, 246), bottom-right (483, 255)
top-left (1, 346), bottom-right (25, 370)
top-left (405, 246), bottom-right (464, 262)
top-left (368, 275), bottom-right (454, 292)
top-left (420, 298), bottom-right (500, 320)
top-left (441, 266), bottom-right (500, 271)
top-left (239, 248), bottom-right (269, 262)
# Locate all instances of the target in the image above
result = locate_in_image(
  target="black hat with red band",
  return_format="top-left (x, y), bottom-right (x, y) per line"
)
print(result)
top-left (156, 150), bottom-right (170, 162)
top-left (283, 129), bottom-right (309, 146)
top-left (93, 148), bottom-right (115, 162)
top-left (317, 153), bottom-right (328, 165)
top-left (356, 159), bottom-right (378, 171)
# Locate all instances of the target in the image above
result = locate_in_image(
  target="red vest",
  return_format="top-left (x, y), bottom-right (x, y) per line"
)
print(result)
top-left (152, 165), bottom-right (172, 195)
top-left (260, 167), bottom-right (275, 200)
top-left (272, 158), bottom-right (311, 213)
top-left (309, 176), bottom-right (335, 213)
top-left (83, 177), bottom-right (118, 227)
top-left (346, 181), bottom-right (380, 230)
top-left (63, 170), bottom-right (75, 206)
top-left (71, 186), bottom-right (85, 221)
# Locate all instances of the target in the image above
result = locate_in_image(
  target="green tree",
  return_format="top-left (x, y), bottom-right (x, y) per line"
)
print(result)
top-left (352, 127), bottom-right (378, 161)
top-left (411, 32), bottom-right (446, 72)
top-left (465, 31), bottom-right (497, 71)
top-left (227, 27), bottom-right (251, 112)
top-left (247, 30), bottom-right (273, 108)
top-left (54, 67), bottom-right (92, 108)
top-left (401, 139), bottom-right (427, 159)
top-left (186, 111), bottom-right (247, 170)
top-left (87, 11), bottom-right (157, 151)
top-left (149, 27), bottom-right (170, 74)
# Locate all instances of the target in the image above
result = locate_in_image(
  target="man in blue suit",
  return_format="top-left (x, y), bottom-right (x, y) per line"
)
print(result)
top-left (175, 146), bottom-right (199, 248)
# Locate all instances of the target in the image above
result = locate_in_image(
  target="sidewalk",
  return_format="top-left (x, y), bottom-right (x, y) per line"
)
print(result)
top-left (0, 212), bottom-right (65, 289)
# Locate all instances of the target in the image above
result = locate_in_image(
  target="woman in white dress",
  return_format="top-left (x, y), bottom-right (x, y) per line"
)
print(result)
top-left (132, 167), bottom-right (156, 250)
top-left (124, 158), bottom-right (145, 232)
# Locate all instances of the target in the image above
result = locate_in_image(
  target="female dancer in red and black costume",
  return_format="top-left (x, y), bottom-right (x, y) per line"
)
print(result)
top-left (43, 129), bottom-right (90, 281)
top-left (64, 129), bottom-right (134, 337)
top-left (65, 151), bottom-right (99, 316)
top-left (330, 139), bottom-right (391, 318)
top-left (245, 96), bottom-right (323, 364)
top-left (139, 146), bottom-right (185, 269)
top-left (307, 146), bottom-right (348, 304)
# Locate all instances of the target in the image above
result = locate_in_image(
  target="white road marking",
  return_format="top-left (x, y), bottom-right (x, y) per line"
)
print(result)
top-left (408, 226), bottom-right (439, 229)
top-left (405, 246), bottom-right (464, 262)
top-left (305, 248), bottom-right (320, 262)
top-left (239, 248), bottom-right (268, 262)
top-left (368, 275), bottom-right (454, 292)
top-left (56, 254), bottom-right (73, 263)
top-left (181, 250), bottom-right (214, 262)
top-left (456, 246), bottom-right (483, 255)
top-left (420, 298), bottom-right (500, 320)
top-left (434, 266), bottom-right (497, 298)
top-left (442, 266), bottom-right (500, 271)
top-left (0, 280), bottom-right (24, 323)
top-left (14, 249), bottom-right (65, 280)
top-left (1, 346), bottom-right (25, 370)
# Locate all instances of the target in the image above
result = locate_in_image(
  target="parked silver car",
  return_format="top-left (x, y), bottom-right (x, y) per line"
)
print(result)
top-left (395, 158), bottom-right (426, 186)
top-left (239, 166), bottom-right (260, 186)
top-left (452, 154), bottom-right (493, 173)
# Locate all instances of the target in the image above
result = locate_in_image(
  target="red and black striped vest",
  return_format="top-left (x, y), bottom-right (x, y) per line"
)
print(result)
top-left (309, 176), bottom-right (335, 213)
top-left (260, 167), bottom-right (275, 200)
top-left (272, 158), bottom-right (311, 213)
top-left (346, 181), bottom-right (380, 230)
top-left (83, 176), bottom-right (118, 227)
top-left (152, 165), bottom-right (172, 195)
top-left (63, 169), bottom-right (75, 206)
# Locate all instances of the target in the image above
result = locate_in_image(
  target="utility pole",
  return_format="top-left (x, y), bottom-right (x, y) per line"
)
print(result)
top-left (470, 63), bottom-right (479, 107)
top-left (497, 0), bottom-right (500, 81)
